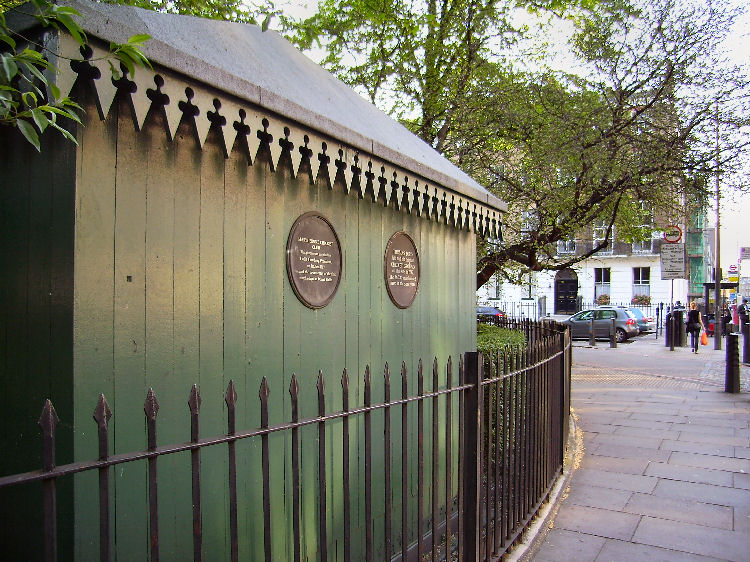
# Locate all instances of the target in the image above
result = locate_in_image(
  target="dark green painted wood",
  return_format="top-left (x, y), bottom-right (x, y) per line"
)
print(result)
top-left (0, 119), bottom-right (76, 561)
top-left (2, 88), bottom-right (479, 560)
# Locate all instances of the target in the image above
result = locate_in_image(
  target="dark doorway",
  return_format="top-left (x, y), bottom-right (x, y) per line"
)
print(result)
top-left (555, 269), bottom-right (578, 314)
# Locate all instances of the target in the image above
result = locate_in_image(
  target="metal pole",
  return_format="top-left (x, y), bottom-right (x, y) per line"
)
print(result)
top-left (714, 100), bottom-right (722, 350)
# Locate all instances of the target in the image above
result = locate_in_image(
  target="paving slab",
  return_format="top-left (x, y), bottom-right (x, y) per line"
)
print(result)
top-left (564, 484), bottom-right (633, 511)
top-left (659, 439), bottom-right (736, 457)
top-left (671, 422), bottom-right (738, 436)
top-left (633, 516), bottom-right (750, 561)
top-left (589, 443), bottom-right (672, 462)
top-left (533, 529), bottom-right (606, 561)
top-left (623, 492), bottom-right (734, 529)
top-left (595, 538), bottom-right (725, 562)
top-left (590, 433), bottom-right (664, 450)
top-left (653, 473), bottom-right (750, 507)
top-left (581, 454), bottom-right (649, 476)
top-left (553, 504), bottom-right (640, 541)
top-left (571, 468), bottom-right (658, 494)
top-left (613, 426), bottom-right (681, 440)
top-left (734, 472), bottom-right (750, 491)
top-left (667, 450), bottom-right (750, 473)
top-left (645, 461), bottom-right (734, 487)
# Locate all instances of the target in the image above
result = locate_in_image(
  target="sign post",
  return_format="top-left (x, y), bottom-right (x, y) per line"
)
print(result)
top-left (661, 228), bottom-right (685, 310)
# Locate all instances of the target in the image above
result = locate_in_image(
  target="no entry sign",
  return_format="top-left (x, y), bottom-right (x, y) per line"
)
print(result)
top-left (663, 225), bottom-right (682, 244)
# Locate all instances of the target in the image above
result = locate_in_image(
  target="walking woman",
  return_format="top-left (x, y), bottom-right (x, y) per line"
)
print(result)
top-left (686, 301), bottom-right (706, 353)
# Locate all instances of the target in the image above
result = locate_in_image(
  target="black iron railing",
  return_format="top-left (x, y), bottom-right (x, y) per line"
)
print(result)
top-left (0, 321), bottom-right (571, 561)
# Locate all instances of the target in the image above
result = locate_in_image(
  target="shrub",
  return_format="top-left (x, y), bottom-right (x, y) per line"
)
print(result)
top-left (596, 293), bottom-right (610, 305)
top-left (631, 294), bottom-right (651, 305)
top-left (477, 324), bottom-right (526, 356)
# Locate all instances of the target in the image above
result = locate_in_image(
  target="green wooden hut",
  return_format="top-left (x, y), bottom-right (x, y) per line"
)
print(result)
top-left (1, 1), bottom-right (506, 559)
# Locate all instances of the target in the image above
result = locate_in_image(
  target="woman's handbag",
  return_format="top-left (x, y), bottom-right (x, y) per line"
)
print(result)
top-left (701, 331), bottom-right (708, 346)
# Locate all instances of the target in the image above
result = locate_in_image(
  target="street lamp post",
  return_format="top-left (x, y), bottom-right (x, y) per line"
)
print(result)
top-left (714, 102), bottom-right (722, 350)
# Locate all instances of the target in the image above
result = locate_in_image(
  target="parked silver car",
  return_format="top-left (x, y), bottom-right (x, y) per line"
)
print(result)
top-left (597, 305), bottom-right (656, 334)
top-left (564, 308), bottom-right (640, 342)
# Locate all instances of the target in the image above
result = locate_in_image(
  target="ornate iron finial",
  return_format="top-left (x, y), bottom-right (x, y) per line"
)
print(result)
top-left (341, 368), bottom-right (349, 393)
top-left (38, 399), bottom-right (59, 437)
top-left (316, 371), bottom-right (325, 394)
top-left (144, 388), bottom-right (160, 421)
top-left (93, 394), bottom-right (112, 429)
top-left (225, 380), bottom-right (238, 409)
top-left (259, 377), bottom-right (270, 401)
top-left (289, 373), bottom-right (299, 399)
top-left (188, 384), bottom-right (202, 415)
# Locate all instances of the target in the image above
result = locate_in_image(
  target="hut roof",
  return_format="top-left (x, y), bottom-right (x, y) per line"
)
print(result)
top-left (14, 0), bottom-right (505, 212)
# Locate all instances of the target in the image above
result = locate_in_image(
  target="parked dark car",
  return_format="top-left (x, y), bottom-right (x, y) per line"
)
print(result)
top-left (477, 306), bottom-right (506, 323)
top-left (564, 308), bottom-right (639, 343)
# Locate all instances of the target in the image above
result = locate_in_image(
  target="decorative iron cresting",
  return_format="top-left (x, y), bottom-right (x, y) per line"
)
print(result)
top-left (52, 35), bottom-right (502, 239)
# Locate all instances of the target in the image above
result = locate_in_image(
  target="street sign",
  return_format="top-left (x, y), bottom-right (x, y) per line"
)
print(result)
top-left (660, 243), bottom-right (685, 279)
top-left (740, 247), bottom-right (750, 261)
top-left (663, 225), bottom-right (682, 244)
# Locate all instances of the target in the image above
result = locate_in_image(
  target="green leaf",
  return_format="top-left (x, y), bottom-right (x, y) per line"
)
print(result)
top-left (127, 34), bottom-right (151, 45)
top-left (0, 54), bottom-right (19, 83)
top-left (30, 108), bottom-right (50, 132)
top-left (49, 82), bottom-right (61, 101)
top-left (21, 91), bottom-right (39, 108)
top-left (17, 119), bottom-right (41, 151)
top-left (1, 33), bottom-right (16, 49)
top-left (48, 120), bottom-right (78, 144)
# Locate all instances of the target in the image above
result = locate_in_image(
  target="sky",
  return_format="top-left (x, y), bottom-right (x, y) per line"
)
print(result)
top-left (714, 6), bottom-right (750, 275)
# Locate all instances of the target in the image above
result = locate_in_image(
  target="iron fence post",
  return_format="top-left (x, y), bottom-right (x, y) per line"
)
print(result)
top-left (461, 352), bottom-right (483, 561)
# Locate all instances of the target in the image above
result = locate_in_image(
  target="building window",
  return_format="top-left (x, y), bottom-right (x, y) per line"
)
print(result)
top-left (557, 237), bottom-right (576, 254)
top-left (632, 238), bottom-right (653, 253)
top-left (632, 201), bottom-right (654, 253)
top-left (633, 267), bottom-right (650, 297)
top-left (593, 221), bottom-right (613, 254)
top-left (594, 267), bottom-right (611, 299)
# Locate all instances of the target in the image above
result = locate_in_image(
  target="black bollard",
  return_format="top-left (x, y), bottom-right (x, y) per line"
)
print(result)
top-left (610, 318), bottom-right (617, 348)
top-left (589, 316), bottom-right (596, 347)
top-left (743, 322), bottom-right (750, 365)
top-left (669, 314), bottom-right (675, 351)
top-left (725, 333), bottom-right (740, 393)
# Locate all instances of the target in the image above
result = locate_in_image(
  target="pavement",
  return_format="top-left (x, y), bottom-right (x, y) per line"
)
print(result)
top-left (528, 332), bottom-right (750, 561)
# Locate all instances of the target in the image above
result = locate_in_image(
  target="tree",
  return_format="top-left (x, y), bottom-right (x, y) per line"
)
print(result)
top-left (1, 0), bottom-right (150, 149)
top-left (281, 0), bottom-right (750, 288)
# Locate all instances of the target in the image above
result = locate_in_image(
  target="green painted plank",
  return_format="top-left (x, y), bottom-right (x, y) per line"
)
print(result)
top-left (73, 94), bottom-right (118, 560)
top-left (110, 97), bottom-right (150, 562)
top-left (239, 148), bottom-right (268, 562)
top-left (199, 132), bottom-right (230, 558)
top-left (154, 120), bottom-right (200, 560)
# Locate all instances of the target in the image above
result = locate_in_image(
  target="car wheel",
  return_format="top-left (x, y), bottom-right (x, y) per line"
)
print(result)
top-left (616, 328), bottom-right (627, 343)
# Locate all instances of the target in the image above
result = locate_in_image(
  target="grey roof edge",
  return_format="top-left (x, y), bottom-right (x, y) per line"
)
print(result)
top-left (7, 0), bottom-right (507, 213)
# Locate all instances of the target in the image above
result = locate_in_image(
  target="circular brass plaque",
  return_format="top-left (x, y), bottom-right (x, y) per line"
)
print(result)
top-left (287, 212), bottom-right (342, 309)
top-left (384, 231), bottom-right (420, 309)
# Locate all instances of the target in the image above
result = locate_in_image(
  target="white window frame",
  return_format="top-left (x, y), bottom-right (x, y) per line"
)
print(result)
top-left (633, 267), bottom-right (650, 297)
top-left (594, 267), bottom-right (611, 298)
top-left (593, 221), bottom-right (613, 254)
